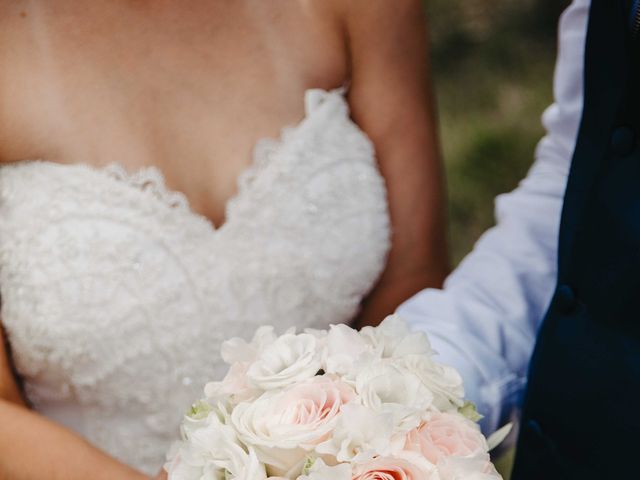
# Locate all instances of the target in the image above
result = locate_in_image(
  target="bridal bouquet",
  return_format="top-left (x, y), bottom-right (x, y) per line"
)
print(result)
top-left (165, 315), bottom-right (505, 480)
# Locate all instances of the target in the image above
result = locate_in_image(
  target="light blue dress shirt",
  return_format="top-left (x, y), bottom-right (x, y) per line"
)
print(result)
top-left (398, 0), bottom-right (590, 433)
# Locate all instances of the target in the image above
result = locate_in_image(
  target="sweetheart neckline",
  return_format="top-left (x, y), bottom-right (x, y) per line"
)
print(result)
top-left (2, 86), bottom-right (350, 235)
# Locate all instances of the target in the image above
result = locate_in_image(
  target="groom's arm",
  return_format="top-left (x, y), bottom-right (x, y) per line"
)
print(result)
top-left (398, 0), bottom-right (591, 433)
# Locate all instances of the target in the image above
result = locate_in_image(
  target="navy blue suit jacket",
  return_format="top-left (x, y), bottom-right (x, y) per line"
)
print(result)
top-left (512, 1), bottom-right (640, 478)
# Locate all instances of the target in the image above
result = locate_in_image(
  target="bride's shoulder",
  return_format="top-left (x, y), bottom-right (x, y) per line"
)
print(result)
top-left (324, 0), bottom-right (426, 51)
top-left (330, 0), bottom-right (424, 23)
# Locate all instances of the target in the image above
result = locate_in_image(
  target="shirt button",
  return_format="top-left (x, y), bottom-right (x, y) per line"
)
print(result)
top-left (555, 284), bottom-right (577, 314)
top-left (610, 126), bottom-right (636, 156)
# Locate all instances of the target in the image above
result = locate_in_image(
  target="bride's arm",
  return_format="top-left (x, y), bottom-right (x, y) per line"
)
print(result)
top-left (340, 0), bottom-right (449, 328)
top-left (0, 324), bottom-right (149, 480)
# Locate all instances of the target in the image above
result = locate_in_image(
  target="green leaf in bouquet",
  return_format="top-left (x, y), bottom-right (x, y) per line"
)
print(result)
top-left (302, 456), bottom-right (316, 475)
top-left (187, 399), bottom-right (213, 420)
top-left (458, 400), bottom-right (484, 422)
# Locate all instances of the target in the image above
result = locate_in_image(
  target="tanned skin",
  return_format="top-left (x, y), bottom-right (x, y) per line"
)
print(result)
top-left (0, 1), bottom-right (447, 478)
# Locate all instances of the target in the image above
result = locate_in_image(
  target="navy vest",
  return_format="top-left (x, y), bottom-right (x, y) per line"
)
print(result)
top-left (512, 1), bottom-right (640, 478)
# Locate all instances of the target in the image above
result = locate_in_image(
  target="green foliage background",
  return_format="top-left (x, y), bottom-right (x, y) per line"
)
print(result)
top-left (427, 0), bottom-right (570, 264)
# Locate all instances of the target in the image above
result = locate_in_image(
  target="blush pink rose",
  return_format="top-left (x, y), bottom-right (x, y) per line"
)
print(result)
top-left (437, 454), bottom-right (501, 479)
top-left (231, 376), bottom-right (356, 474)
top-left (404, 413), bottom-right (488, 464)
top-left (276, 375), bottom-right (355, 429)
top-left (352, 457), bottom-right (429, 480)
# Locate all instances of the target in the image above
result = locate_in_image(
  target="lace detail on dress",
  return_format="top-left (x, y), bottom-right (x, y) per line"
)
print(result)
top-left (0, 87), bottom-right (391, 475)
top-left (102, 163), bottom-right (192, 213)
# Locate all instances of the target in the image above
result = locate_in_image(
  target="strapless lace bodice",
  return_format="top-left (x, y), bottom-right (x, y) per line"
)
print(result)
top-left (0, 88), bottom-right (391, 475)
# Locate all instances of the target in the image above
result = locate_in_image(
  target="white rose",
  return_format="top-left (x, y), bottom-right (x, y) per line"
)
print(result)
top-left (166, 411), bottom-right (267, 480)
top-left (246, 333), bottom-right (322, 390)
top-left (231, 376), bottom-right (355, 476)
top-left (205, 362), bottom-right (263, 404)
top-left (398, 355), bottom-right (464, 411)
top-left (221, 326), bottom-right (280, 364)
top-left (359, 314), bottom-right (435, 359)
top-left (298, 459), bottom-right (352, 480)
top-left (178, 401), bottom-right (221, 438)
top-left (303, 327), bottom-right (329, 341)
top-left (355, 361), bottom-right (434, 431)
top-left (315, 403), bottom-right (400, 463)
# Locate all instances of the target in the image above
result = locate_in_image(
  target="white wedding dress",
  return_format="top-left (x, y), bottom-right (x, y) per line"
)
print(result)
top-left (0, 87), bottom-right (391, 474)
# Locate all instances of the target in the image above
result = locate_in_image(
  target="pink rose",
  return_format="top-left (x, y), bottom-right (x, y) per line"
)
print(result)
top-left (352, 456), bottom-right (429, 480)
top-left (404, 413), bottom-right (488, 464)
top-left (231, 376), bottom-right (356, 474)
top-left (437, 454), bottom-right (502, 480)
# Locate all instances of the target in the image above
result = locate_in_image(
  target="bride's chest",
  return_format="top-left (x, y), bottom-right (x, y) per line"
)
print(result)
top-left (0, 0), bottom-right (347, 205)
top-left (0, 97), bottom-right (390, 403)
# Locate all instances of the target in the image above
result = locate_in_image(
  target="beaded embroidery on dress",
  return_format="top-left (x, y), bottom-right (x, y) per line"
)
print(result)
top-left (0, 88), bottom-right (391, 475)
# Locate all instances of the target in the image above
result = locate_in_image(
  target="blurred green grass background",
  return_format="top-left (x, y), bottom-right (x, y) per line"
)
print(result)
top-left (427, 0), bottom-right (570, 263)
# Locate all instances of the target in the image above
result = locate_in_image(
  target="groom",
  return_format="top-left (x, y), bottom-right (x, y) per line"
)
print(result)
top-left (399, 0), bottom-right (640, 478)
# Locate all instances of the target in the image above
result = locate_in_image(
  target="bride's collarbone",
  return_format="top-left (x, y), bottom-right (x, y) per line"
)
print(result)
top-left (0, 0), bottom-right (351, 225)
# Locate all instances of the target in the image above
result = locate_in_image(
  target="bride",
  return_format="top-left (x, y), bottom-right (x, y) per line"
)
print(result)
top-left (0, 1), bottom-right (447, 478)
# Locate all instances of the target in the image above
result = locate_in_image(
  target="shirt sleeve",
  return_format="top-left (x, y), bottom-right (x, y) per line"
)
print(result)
top-left (397, 0), bottom-right (591, 433)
